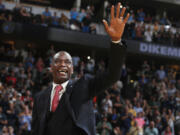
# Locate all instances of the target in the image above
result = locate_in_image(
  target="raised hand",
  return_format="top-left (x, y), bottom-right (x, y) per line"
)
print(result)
top-left (103, 2), bottom-right (130, 41)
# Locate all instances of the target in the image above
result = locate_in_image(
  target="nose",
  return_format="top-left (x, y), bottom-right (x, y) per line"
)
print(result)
top-left (58, 60), bottom-right (66, 66)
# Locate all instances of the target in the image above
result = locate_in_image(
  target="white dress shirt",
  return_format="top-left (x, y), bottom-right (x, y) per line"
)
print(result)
top-left (50, 80), bottom-right (69, 111)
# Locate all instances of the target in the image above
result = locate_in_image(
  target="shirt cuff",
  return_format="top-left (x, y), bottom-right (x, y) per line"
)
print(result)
top-left (112, 39), bottom-right (121, 44)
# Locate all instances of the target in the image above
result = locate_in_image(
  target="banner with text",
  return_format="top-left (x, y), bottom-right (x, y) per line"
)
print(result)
top-left (127, 40), bottom-right (180, 60)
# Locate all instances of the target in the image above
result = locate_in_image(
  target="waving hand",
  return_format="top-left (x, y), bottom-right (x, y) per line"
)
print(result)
top-left (103, 3), bottom-right (130, 41)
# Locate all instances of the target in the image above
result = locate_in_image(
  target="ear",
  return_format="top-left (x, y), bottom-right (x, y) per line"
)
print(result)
top-left (71, 65), bottom-right (74, 74)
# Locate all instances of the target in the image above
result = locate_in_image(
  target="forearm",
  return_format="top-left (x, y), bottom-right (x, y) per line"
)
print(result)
top-left (108, 41), bottom-right (126, 82)
top-left (88, 41), bottom-right (126, 97)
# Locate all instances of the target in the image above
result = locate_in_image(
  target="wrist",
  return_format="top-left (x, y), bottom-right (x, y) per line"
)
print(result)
top-left (111, 36), bottom-right (122, 42)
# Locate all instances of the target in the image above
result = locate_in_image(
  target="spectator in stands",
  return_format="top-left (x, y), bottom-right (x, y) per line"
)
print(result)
top-left (81, 14), bottom-right (92, 33)
top-left (134, 112), bottom-right (145, 130)
top-left (8, 126), bottom-right (15, 135)
top-left (120, 106), bottom-right (132, 135)
top-left (144, 121), bottom-right (159, 135)
top-left (135, 23), bottom-right (144, 40)
top-left (102, 94), bottom-right (113, 113)
top-left (134, 102), bottom-right (143, 114)
top-left (156, 65), bottom-right (166, 80)
top-left (86, 58), bottom-right (95, 73)
top-left (20, 7), bottom-right (31, 17)
top-left (90, 23), bottom-right (97, 34)
top-left (128, 12), bottom-right (135, 24)
top-left (25, 73), bottom-right (34, 90)
top-left (162, 125), bottom-right (172, 135)
top-left (14, 93), bottom-right (23, 114)
top-left (51, 12), bottom-right (59, 27)
top-left (111, 126), bottom-right (122, 135)
top-left (139, 74), bottom-right (148, 87)
top-left (0, 13), bottom-right (6, 21)
top-left (97, 116), bottom-right (112, 135)
top-left (78, 9), bottom-right (86, 22)
top-left (70, 8), bottom-right (78, 21)
top-left (25, 52), bottom-right (35, 69)
top-left (72, 55), bottom-right (80, 70)
top-left (86, 5), bottom-right (95, 19)
top-left (0, 0), bottom-right (5, 10)
top-left (41, 15), bottom-right (48, 27)
top-left (36, 57), bottom-right (44, 73)
top-left (7, 14), bottom-right (13, 22)
top-left (160, 16), bottom-right (171, 25)
top-left (6, 101), bottom-right (17, 128)
top-left (1, 126), bottom-right (9, 135)
top-left (42, 7), bottom-right (51, 18)
top-left (59, 13), bottom-right (69, 29)
top-left (137, 8), bottom-right (145, 22)
top-left (18, 106), bottom-right (32, 132)
top-left (109, 82), bottom-right (121, 99)
top-left (128, 120), bottom-right (143, 135)
top-left (47, 44), bottom-right (55, 57)
top-left (144, 27), bottom-right (153, 42)
top-left (6, 71), bottom-right (17, 87)
top-left (175, 91), bottom-right (180, 112)
top-left (144, 14), bottom-right (152, 23)
top-left (0, 106), bottom-right (8, 132)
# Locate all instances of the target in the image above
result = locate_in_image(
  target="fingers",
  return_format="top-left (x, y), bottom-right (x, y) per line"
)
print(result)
top-left (110, 3), bottom-right (130, 24)
top-left (116, 3), bottom-right (121, 18)
top-left (103, 19), bottom-right (109, 32)
top-left (120, 7), bottom-right (126, 18)
top-left (111, 5), bottom-right (114, 20)
top-left (123, 13), bottom-right (130, 24)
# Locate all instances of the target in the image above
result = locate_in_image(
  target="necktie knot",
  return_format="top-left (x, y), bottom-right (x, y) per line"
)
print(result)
top-left (55, 85), bottom-right (63, 92)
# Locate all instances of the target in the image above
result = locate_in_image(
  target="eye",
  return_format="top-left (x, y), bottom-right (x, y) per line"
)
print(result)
top-left (65, 60), bottom-right (71, 64)
top-left (53, 59), bottom-right (72, 65)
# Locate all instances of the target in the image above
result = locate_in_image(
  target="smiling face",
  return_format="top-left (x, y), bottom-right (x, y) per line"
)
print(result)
top-left (51, 51), bottom-right (73, 84)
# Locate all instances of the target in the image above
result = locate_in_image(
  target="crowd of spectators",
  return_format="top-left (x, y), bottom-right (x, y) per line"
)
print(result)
top-left (0, 0), bottom-right (97, 34)
top-left (0, 0), bottom-right (180, 45)
top-left (124, 12), bottom-right (180, 46)
top-left (0, 41), bottom-right (179, 135)
top-left (121, 8), bottom-right (180, 46)
top-left (95, 60), bottom-right (180, 135)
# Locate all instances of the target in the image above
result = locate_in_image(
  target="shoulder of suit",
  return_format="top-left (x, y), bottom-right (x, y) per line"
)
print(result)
top-left (34, 85), bottom-right (52, 99)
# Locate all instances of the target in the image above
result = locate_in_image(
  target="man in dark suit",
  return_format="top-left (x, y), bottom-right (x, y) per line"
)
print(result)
top-left (31, 3), bottom-right (130, 135)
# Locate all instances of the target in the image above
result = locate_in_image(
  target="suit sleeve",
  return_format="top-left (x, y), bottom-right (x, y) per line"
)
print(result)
top-left (31, 95), bottom-right (39, 135)
top-left (88, 41), bottom-right (126, 98)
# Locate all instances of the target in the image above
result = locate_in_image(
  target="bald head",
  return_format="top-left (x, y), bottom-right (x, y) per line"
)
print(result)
top-left (53, 51), bottom-right (72, 64)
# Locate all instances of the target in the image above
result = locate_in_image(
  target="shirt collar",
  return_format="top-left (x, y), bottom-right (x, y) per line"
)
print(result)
top-left (52, 80), bottom-right (69, 92)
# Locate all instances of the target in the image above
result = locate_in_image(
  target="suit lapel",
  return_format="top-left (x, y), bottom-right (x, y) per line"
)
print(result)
top-left (43, 85), bottom-right (52, 121)
top-left (46, 85), bottom-right (52, 112)
top-left (64, 80), bottom-right (77, 123)
top-left (38, 85), bottom-right (52, 135)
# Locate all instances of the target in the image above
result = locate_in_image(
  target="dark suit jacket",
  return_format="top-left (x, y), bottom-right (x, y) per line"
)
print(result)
top-left (31, 42), bottom-right (126, 135)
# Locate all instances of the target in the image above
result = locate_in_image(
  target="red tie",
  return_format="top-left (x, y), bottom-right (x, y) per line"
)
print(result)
top-left (51, 85), bottom-right (63, 112)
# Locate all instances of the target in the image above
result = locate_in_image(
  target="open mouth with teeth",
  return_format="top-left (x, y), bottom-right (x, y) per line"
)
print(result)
top-left (58, 69), bottom-right (68, 76)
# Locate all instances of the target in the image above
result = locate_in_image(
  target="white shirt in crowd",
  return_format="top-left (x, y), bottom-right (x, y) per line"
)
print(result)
top-left (144, 30), bottom-right (153, 42)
